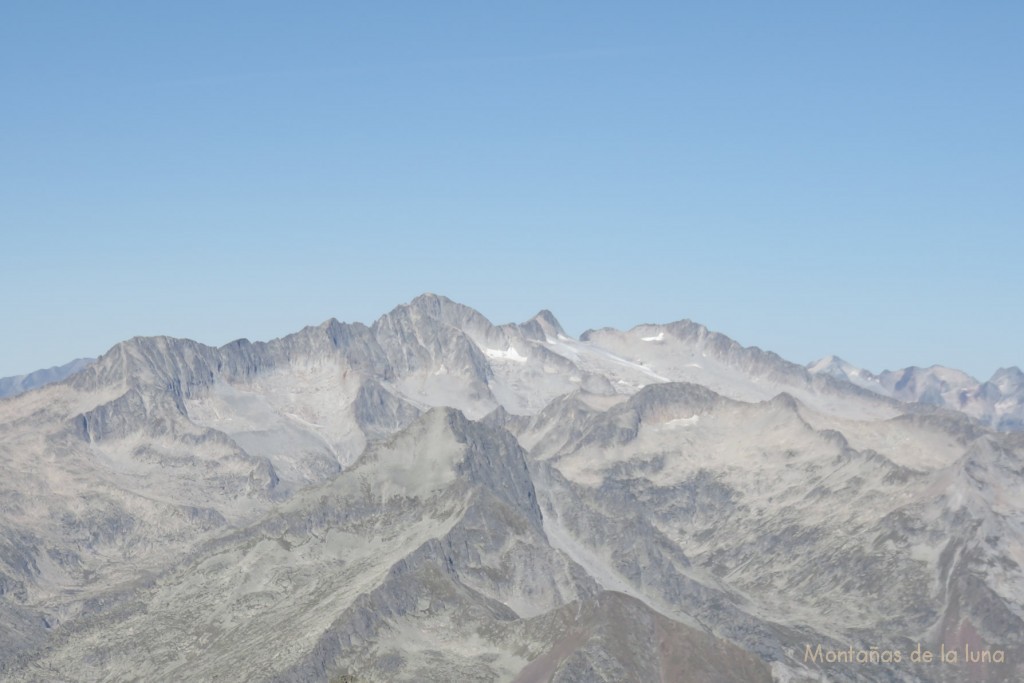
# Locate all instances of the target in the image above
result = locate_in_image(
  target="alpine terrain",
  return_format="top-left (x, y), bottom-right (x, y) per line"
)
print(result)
top-left (1, 294), bottom-right (1021, 682)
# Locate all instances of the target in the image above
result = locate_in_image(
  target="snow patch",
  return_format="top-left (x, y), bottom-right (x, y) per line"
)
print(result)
top-left (662, 415), bottom-right (699, 428)
top-left (484, 346), bottom-right (528, 363)
top-left (641, 332), bottom-right (665, 342)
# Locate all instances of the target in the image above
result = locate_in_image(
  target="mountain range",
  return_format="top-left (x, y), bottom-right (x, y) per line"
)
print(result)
top-left (0, 358), bottom-right (95, 400)
top-left (806, 356), bottom-right (1024, 432)
top-left (0, 294), bottom-right (1020, 682)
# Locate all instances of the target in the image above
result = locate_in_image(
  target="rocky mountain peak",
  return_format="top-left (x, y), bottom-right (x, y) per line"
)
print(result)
top-left (523, 309), bottom-right (567, 340)
top-left (990, 366), bottom-right (1024, 389)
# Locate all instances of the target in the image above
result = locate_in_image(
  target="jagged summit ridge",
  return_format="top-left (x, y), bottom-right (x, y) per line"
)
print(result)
top-left (8, 293), bottom-right (1019, 431)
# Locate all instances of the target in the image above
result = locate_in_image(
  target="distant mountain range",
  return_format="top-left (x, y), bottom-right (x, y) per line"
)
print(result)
top-left (807, 355), bottom-right (1024, 431)
top-left (0, 294), bottom-right (1020, 682)
top-left (0, 357), bottom-right (94, 399)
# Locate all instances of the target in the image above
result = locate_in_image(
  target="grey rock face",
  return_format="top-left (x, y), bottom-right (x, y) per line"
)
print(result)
top-left (1, 294), bottom-right (1021, 682)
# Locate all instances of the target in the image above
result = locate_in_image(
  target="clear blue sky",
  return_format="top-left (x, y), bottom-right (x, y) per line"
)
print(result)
top-left (2, 2), bottom-right (1021, 379)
